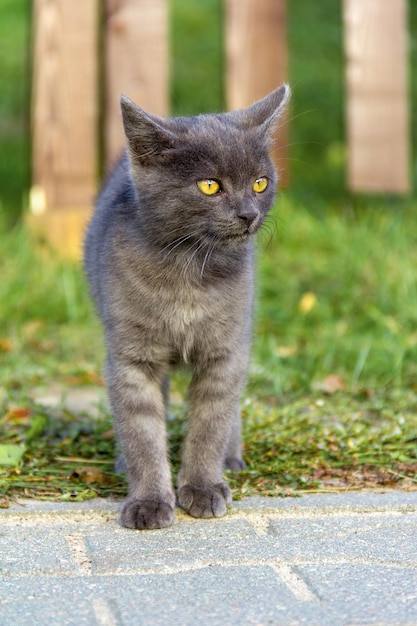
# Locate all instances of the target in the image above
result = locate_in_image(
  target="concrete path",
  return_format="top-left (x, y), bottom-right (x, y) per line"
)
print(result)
top-left (1, 492), bottom-right (417, 625)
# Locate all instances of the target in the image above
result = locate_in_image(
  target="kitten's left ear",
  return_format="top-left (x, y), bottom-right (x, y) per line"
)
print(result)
top-left (236, 84), bottom-right (290, 131)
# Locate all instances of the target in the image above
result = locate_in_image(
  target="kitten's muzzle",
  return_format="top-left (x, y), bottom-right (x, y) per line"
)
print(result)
top-left (236, 202), bottom-right (259, 228)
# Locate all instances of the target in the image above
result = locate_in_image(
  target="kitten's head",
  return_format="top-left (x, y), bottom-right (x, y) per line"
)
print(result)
top-left (120, 85), bottom-right (290, 254)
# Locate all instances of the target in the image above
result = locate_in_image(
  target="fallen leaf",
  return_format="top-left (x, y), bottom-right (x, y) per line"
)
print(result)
top-left (314, 374), bottom-right (346, 394)
top-left (0, 338), bottom-right (13, 352)
top-left (276, 344), bottom-right (298, 358)
top-left (397, 462), bottom-right (417, 475)
top-left (0, 444), bottom-right (25, 466)
top-left (298, 292), bottom-right (317, 314)
top-left (5, 407), bottom-right (31, 422)
top-left (22, 320), bottom-right (43, 339)
top-left (101, 429), bottom-right (115, 440)
top-left (65, 371), bottom-right (105, 386)
top-left (71, 466), bottom-right (113, 485)
top-left (312, 464), bottom-right (400, 489)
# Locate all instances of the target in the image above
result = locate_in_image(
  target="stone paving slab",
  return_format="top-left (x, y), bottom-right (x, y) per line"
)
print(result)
top-left (0, 569), bottom-right (331, 626)
top-left (1, 492), bottom-right (417, 625)
top-left (299, 563), bottom-right (417, 625)
top-left (269, 513), bottom-right (417, 565)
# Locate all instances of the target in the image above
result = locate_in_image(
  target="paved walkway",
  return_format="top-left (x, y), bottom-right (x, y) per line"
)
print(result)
top-left (1, 491), bottom-right (417, 625)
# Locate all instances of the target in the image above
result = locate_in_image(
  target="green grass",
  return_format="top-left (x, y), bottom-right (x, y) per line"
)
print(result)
top-left (1, 201), bottom-right (417, 504)
top-left (256, 199), bottom-right (417, 393)
top-left (1, 0), bottom-right (417, 505)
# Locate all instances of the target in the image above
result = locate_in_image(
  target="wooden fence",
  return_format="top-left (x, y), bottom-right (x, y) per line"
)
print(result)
top-left (29, 0), bottom-right (410, 259)
top-left (344, 0), bottom-right (409, 194)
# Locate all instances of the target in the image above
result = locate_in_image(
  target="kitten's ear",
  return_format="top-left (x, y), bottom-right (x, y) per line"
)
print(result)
top-left (120, 95), bottom-right (175, 165)
top-left (236, 84), bottom-right (290, 131)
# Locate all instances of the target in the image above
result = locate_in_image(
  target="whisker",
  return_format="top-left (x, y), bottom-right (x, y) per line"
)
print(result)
top-left (180, 238), bottom-right (206, 280)
top-left (279, 108), bottom-right (319, 128)
top-left (282, 157), bottom-right (316, 170)
top-left (200, 236), bottom-right (219, 279)
top-left (160, 228), bottom-right (202, 259)
top-left (280, 140), bottom-right (324, 149)
top-left (258, 223), bottom-right (276, 249)
top-left (160, 223), bottom-right (201, 247)
top-left (265, 214), bottom-right (292, 236)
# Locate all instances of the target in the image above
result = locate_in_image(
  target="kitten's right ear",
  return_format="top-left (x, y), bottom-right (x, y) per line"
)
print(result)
top-left (235, 84), bottom-right (291, 132)
top-left (120, 96), bottom-right (175, 165)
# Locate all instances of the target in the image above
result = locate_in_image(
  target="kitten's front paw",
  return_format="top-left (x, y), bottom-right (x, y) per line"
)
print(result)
top-left (120, 498), bottom-right (174, 530)
top-left (178, 483), bottom-right (232, 519)
top-left (224, 456), bottom-right (246, 471)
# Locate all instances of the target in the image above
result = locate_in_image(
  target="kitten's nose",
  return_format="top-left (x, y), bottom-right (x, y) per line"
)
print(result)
top-left (237, 203), bottom-right (259, 225)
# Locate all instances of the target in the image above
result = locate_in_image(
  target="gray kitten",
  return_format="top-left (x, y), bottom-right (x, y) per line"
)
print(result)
top-left (84, 85), bottom-right (290, 530)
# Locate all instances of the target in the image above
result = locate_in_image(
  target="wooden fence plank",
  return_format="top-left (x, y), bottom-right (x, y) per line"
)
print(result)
top-left (225, 0), bottom-right (288, 185)
top-left (30, 0), bottom-right (98, 258)
top-left (105, 0), bottom-right (169, 166)
top-left (344, 0), bottom-right (409, 193)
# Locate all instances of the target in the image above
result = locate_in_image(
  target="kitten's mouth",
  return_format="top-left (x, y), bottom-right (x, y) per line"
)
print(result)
top-left (227, 221), bottom-right (260, 243)
top-left (223, 231), bottom-right (252, 247)
top-left (228, 233), bottom-right (248, 240)
top-left (206, 222), bottom-right (258, 249)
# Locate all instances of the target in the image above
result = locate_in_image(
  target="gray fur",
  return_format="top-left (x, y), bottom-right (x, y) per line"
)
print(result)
top-left (84, 85), bottom-right (290, 530)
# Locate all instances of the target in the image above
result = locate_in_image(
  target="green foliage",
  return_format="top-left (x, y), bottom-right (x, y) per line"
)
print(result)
top-left (287, 0), bottom-right (346, 203)
top-left (254, 198), bottom-right (417, 393)
top-left (171, 0), bottom-right (224, 115)
top-left (0, 226), bottom-right (103, 393)
top-left (0, 0), bottom-right (30, 223)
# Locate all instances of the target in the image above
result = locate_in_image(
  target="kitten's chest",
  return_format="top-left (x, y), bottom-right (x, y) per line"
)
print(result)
top-left (169, 295), bottom-right (206, 363)
top-left (153, 279), bottom-right (247, 361)
top-left (170, 297), bottom-right (205, 327)
top-left (159, 284), bottom-right (214, 332)
top-left (116, 248), bottom-right (253, 362)
top-left (145, 284), bottom-right (218, 363)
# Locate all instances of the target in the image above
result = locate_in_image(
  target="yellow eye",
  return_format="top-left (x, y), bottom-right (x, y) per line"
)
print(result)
top-left (197, 179), bottom-right (221, 196)
top-left (253, 177), bottom-right (268, 193)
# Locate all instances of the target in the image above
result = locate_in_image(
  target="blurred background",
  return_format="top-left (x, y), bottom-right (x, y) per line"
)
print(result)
top-left (2, 0), bottom-right (416, 227)
top-left (1, 0), bottom-right (417, 398)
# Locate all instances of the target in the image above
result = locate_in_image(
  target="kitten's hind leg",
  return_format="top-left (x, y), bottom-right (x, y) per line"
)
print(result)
top-left (108, 356), bottom-right (175, 530)
top-left (224, 410), bottom-right (246, 471)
